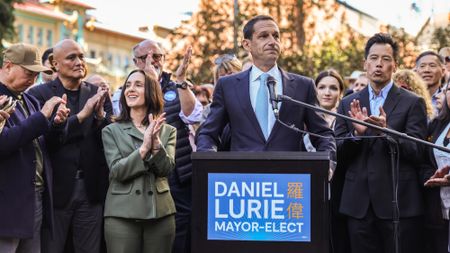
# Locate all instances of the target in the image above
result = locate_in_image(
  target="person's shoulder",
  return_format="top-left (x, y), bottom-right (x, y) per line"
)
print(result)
top-left (396, 85), bottom-right (420, 100)
top-left (340, 88), bottom-right (362, 105)
top-left (162, 123), bottom-right (176, 133)
top-left (217, 69), bottom-right (249, 86)
top-left (284, 71), bottom-right (314, 84)
top-left (103, 121), bottom-right (125, 133)
top-left (29, 80), bottom-right (54, 93)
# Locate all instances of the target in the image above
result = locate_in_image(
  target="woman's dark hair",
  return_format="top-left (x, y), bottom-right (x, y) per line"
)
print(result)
top-left (315, 69), bottom-right (345, 95)
top-left (438, 87), bottom-right (450, 123)
top-left (115, 69), bottom-right (164, 126)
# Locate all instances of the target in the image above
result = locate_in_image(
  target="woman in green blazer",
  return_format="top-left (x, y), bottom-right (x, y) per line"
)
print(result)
top-left (102, 69), bottom-right (177, 253)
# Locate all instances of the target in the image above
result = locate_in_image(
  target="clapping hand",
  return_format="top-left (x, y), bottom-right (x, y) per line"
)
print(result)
top-left (424, 165), bottom-right (450, 187)
top-left (348, 99), bottom-right (369, 136)
top-left (53, 94), bottom-right (70, 125)
top-left (0, 95), bottom-right (14, 122)
top-left (150, 112), bottom-right (166, 155)
top-left (77, 88), bottom-right (107, 123)
top-left (139, 113), bottom-right (166, 159)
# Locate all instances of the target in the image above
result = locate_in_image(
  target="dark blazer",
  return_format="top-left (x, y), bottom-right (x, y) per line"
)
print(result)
top-left (27, 78), bottom-right (112, 208)
top-left (335, 85), bottom-right (427, 219)
top-left (421, 118), bottom-right (450, 228)
top-left (197, 67), bottom-right (336, 154)
top-left (0, 83), bottom-right (54, 239)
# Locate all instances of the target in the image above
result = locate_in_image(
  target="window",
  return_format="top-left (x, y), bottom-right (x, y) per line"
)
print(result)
top-left (17, 24), bottom-right (24, 42)
top-left (28, 26), bottom-right (34, 44)
top-left (47, 30), bottom-right (53, 47)
top-left (37, 28), bottom-right (43, 46)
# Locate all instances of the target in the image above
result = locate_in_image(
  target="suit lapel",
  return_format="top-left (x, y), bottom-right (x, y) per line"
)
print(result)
top-left (383, 84), bottom-right (401, 121)
top-left (122, 122), bottom-right (144, 141)
top-left (267, 69), bottom-right (292, 143)
top-left (358, 87), bottom-right (371, 116)
top-left (235, 69), bottom-right (266, 142)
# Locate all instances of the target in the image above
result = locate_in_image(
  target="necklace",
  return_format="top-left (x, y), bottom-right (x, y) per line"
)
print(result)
top-left (133, 122), bottom-right (146, 129)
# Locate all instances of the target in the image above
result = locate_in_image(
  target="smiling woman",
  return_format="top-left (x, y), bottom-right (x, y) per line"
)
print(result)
top-left (102, 69), bottom-right (177, 253)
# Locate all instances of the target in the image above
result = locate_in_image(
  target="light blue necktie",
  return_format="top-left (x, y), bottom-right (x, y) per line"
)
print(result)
top-left (255, 73), bottom-right (269, 139)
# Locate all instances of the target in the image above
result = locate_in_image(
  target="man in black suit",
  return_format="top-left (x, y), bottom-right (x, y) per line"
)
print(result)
top-left (197, 15), bottom-right (335, 154)
top-left (335, 33), bottom-right (427, 253)
top-left (28, 39), bottom-right (112, 253)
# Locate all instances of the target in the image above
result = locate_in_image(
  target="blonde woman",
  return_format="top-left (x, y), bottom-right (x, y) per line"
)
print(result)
top-left (394, 69), bottom-right (435, 119)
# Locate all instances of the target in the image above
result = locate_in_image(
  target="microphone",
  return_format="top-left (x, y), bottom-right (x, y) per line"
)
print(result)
top-left (266, 76), bottom-right (279, 119)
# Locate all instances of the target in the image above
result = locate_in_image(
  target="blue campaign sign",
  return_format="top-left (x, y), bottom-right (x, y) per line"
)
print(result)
top-left (207, 173), bottom-right (311, 242)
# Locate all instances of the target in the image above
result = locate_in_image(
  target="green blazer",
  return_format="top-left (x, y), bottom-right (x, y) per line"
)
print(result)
top-left (102, 121), bottom-right (177, 219)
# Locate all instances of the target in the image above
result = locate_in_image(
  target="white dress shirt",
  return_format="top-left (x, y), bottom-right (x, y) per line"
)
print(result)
top-left (249, 65), bottom-right (283, 137)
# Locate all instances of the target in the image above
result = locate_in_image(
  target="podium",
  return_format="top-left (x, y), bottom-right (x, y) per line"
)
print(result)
top-left (191, 152), bottom-right (330, 253)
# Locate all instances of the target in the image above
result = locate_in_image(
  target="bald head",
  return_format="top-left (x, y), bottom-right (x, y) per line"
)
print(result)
top-left (53, 39), bottom-right (81, 60)
top-left (52, 39), bottom-right (86, 82)
top-left (133, 39), bottom-right (166, 75)
top-left (86, 74), bottom-right (110, 94)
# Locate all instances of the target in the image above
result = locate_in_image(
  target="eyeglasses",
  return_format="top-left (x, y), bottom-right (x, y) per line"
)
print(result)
top-left (135, 53), bottom-right (165, 62)
top-left (214, 54), bottom-right (237, 65)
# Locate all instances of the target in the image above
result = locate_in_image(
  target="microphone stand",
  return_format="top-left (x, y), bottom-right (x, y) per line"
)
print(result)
top-left (276, 94), bottom-right (450, 253)
top-left (277, 94), bottom-right (450, 153)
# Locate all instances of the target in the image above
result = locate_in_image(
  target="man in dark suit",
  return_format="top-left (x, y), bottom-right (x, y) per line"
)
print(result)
top-left (27, 39), bottom-right (112, 253)
top-left (335, 33), bottom-right (427, 253)
top-left (0, 43), bottom-right (69, 253)
top-left (197, 15), bottom-right (335, 154)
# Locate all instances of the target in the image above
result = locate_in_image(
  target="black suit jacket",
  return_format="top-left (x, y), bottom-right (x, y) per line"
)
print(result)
top-left (197, 67), bottom-right (336, 155)
top-left (27, 78), bottom-right (112, 208)
top-left (335, 85), bottom-right (427, 219)
top-left (421, 118), bottom-right (450, 228)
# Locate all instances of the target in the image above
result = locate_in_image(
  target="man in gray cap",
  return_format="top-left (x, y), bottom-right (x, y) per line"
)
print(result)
top-left (0, 43), bottom-right (69, 253)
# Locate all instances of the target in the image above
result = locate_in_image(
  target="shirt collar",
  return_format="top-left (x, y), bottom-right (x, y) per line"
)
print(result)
top-left (250, 64), bottom-right (281, 83)
top-left (432, 86), bottom-right (442, 99)
top-left (368, 81), bottom-right (393, 100)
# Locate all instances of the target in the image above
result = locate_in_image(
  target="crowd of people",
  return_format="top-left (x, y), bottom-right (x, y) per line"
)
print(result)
top-left (0, 13), bottom-right (450, 253)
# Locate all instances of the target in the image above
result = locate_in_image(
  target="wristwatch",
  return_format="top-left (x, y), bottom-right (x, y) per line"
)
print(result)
top-left (176, 81), bottom-right (188, 90)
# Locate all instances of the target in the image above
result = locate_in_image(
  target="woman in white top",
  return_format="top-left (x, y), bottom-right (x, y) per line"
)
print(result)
top-left (423, 85), bottom-right (450, 253)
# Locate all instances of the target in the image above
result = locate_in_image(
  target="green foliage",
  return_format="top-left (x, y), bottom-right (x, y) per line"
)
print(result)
top-left (431, 26), bottom-right (450, 51)
top-left (0, 0), bottom-right (22, 65)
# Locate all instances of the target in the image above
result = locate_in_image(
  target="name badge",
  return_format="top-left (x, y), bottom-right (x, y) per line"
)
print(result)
top-left (164, 90), bottom-right (177, 102)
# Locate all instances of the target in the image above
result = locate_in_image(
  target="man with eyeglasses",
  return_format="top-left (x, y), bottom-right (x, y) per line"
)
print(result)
top-left (0, 43), bottom-right (69, 253)
top-left (129, 39), bottom-right (202, 253)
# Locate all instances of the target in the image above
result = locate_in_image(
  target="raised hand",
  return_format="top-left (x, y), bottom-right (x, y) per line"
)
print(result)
top-left (54, 94), bottom-right (70, 125)
top-left (41, 96), bottom-right (64, 119)
top-left (143, 50), bottom-right (159, 80)
top-left (175, 46), bottom-right (192, 83)
top-left (348, 99), bottom-right (369, 136)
